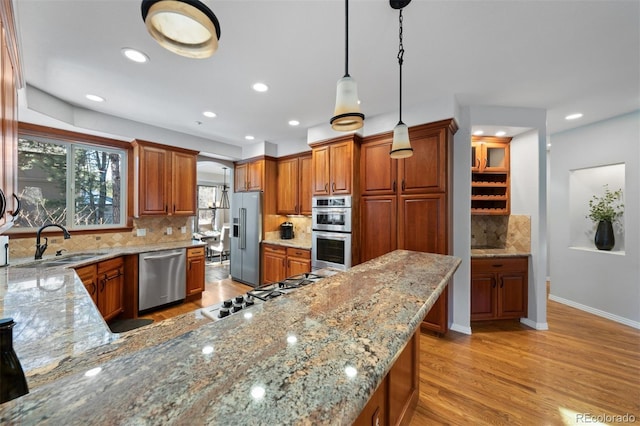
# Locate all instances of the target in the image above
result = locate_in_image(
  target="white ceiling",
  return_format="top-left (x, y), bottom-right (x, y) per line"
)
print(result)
top-left (12, 0), bottom-right (640, 160)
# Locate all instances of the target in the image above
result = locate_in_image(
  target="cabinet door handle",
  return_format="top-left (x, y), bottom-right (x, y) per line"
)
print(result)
top-left (401, 180), bottom-right (405, 191)
top-left (492, 264), bottom-right (503, 268)
top-left (332, 183), bottom-right (335, 192)
top-left (90, 281), bottom-right (97, 295)
top-left (173, 204), bottom-right (176, 213)
top-left (476, 159), bottom-right (480, 169)
top-left (393, 181), bottom-right (396, 192)
top-left (483, 158), bottom-right (487, 169)
top-left (325, 183), bottom-right (329, 192)
top-left (165, 205), bottom-right (168, 213)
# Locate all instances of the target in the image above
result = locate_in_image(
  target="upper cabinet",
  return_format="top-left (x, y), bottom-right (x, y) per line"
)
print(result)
top-left (235, 158), bottom-right (267, 192)
top-left (471, 136), bottom-right (511, 215)
top-left (277, 153), bottom-right (312, 215)
top-left (0, 0), bottom-right (21, 233)
top-left (132, 140), bottom-right (198, 217)
top-left (361, 123), bottom-right (448, 197)
top-left (311, 134), bottom-right (361, 196)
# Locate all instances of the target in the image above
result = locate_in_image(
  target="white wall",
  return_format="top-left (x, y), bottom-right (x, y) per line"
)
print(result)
top-left (548, 111), bottom-right (639, 327)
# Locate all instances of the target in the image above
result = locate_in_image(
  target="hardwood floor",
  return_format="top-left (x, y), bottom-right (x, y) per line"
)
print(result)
top-left (142, 272), bottom-right (640, 425)
top-left (411, 301), bottom-right (640, 425)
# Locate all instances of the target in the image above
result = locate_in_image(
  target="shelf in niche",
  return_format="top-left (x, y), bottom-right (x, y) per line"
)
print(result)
top-left (569, 246), bottom-right (625, 256)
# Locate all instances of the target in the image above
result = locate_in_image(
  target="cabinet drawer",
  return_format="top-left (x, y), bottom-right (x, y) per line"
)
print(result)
top-left (286, 247), bottom-right (310, 259)
top-left (471, 257), bottom-right (528, 274)
top-left (263, 244), bottom-right (286, 255)
top-left (187, 247), bottom-right (205, 258)
top-left (97, 257), bottom-right (124, 274)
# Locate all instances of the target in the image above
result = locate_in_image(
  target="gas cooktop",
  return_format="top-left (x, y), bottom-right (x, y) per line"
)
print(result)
top-left (201, 270), bottom-right (338, 322)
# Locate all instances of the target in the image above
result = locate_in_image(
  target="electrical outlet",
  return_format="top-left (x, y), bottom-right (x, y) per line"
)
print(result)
top-left (181, 226), bottom-right (187, 234)
top-left (166, 227), bottom-right (172, 235)
top-left (136, 228), bottom-right (146, 237)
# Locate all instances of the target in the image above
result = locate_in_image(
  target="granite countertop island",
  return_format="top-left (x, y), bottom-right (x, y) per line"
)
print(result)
top-left (0, 249), bottom-right (460, 424)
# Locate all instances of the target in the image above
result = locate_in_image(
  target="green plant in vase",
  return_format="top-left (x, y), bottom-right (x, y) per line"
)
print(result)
top-left (586, 185), bottom-right (624, 250)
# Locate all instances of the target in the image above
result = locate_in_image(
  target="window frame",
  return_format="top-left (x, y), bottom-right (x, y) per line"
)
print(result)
top-left (8, 122), bottom-right (133, 236)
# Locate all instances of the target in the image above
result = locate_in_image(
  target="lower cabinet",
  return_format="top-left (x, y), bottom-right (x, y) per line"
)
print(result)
top-left (262, 244), bottom-right (311, 284)
top-left (420, 285), bottom-right (448, 335)
top-left (354, 331), bottom-right (419, 426)
top-left (471, 256), bottom-right (528, 321)
top-left (96, 257), bottom-right (125, 321)
top-left (76, 257), bottom-right (125, 321)
top-left (186, 247), bottom-right (206, 297)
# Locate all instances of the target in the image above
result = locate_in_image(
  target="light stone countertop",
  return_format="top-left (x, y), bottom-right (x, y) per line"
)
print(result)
top-left (263, 231), bottom-right (312, 250)
top-left (471, 247), bottom-right (531, 258)
top-left (0, 249), bottom-right (460, 425)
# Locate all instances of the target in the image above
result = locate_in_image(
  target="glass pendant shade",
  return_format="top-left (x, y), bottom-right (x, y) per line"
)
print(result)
top-left (390, 122), bottom-right (413, 159)
top-left (141, 0), bottom-right (221, 59)
top-left (331, 76), bottom-right (364, 131)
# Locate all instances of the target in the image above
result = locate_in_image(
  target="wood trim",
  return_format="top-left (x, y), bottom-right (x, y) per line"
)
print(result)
top-left (234, 154), bottom-right (278, 165)
top-left (131, 139), bottom-right (199, 156)
top-left (276, 151), bottom-right (312, 162)
top-left (308, 132), bottom-right (362, 149)
top-left (19, 122), bottom-right (133, 150)
top-left (0, 0), bottom-right (22, 88)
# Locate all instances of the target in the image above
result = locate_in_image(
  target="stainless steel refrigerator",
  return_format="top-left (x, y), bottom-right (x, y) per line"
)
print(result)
top-left (230, 192), bottom-right (262, 287)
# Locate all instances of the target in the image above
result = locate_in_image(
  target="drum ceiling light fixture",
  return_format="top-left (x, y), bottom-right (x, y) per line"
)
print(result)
top-left (330, 0), bottom-right (365, 132)
top-left (389, 0), bottom-right (414, 159)
top-left (141, 0), bottom-right (221, 59)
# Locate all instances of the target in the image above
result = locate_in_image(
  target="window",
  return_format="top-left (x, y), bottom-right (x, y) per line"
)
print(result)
top-left (14, 135), bottom-right (127, 230)
top-left (196, 185), bottom-right (218, 231)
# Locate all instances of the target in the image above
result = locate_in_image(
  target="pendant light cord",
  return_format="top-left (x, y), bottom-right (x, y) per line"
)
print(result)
top-left (344, 0), bottom-right (350, 77)
top-left (397, 8), bottom-right (405, 123)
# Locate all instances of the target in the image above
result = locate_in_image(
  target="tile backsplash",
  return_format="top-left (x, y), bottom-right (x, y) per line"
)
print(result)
top-left (7, 216), bottom-right (194, 260)
top-left (471, 215), bottom-right (531, 252)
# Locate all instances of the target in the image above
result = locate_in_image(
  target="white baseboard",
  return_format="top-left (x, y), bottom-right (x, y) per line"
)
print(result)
top-left (449, 323), bottom-right (472, 335)
top-left (549, 294), bottom-right (640, 329)
top-left (520, 317), bottom-right (549, 330)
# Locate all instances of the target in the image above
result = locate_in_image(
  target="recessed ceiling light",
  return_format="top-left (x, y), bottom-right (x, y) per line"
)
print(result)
top-left (288, 120), bottom-right (300, 126)
top-left (245, 135), bottom-right (255, 140)
top-left (495, 130), bottom-right (506, 137)
top-left (565, 113), bottom-right (583, 120)
top-left (252, 82), bottom-right (269, 92)
top-left (85, 94), bottom-right (105, 102)
top-left (473, 130), bottom-right (484, 136)
top-left (203, 111), bottom-right (217, 118)
top-left (121, 48), bottom-right (149, 63)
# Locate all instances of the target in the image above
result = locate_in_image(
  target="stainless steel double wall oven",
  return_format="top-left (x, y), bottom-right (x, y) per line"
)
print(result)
top-left (311, 195), bottom-right (352, 270)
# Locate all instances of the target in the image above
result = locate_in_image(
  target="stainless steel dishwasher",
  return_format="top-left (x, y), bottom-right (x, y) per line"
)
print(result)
top-left (138, 248), bottom-right (186, 312)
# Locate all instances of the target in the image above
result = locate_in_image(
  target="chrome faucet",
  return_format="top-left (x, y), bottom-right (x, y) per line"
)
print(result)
top-left (35, 223), bottom-right (71, 260)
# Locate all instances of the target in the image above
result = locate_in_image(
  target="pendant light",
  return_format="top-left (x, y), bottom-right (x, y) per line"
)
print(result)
top-left (389, 0), bottom-right (413, 159)
top-left (330, 0), bottom-right (365, 131)
top-left (218, 167), bottom-right (230, 209)
top-left (141, 0), bottom-right (221, 59)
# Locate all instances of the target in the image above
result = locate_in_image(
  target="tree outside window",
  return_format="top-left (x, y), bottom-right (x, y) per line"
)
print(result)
top-left (14, 136), bottom-right (126, 230)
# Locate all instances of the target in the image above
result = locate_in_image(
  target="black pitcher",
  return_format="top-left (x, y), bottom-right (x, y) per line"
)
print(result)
top-left (0, 318), bottom-right (29, 403)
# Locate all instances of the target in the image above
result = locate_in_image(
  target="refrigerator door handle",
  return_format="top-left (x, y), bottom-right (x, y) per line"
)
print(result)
top-left (240, 208), bottom-right (246, 249)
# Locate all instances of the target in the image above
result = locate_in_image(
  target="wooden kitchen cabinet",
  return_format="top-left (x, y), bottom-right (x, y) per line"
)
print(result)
top-left (471, 136), bottom-right (511, 215)
top-left (0, 1), bottom-right (19, 233)
top-left (311, 135), bottom-right (360, 196)
top-left (76, 263), bottom-right (98, 305)
top-left (360, 119), bottom-right (457, 335)
top-left (277, 153), bottom-right (312, 215)
top-left (96, 257), bottom-right (125, 321)
top-left (262, 244), bottom-right (311, 284)
top-left (286, 247), bottom-right (311, 277)
top-left (132, 140), bottom-right (198, 217)
top-left (235, 158), bottom-right (268, 192)
top-left (262, 244), bottom-right (287, 284)
top-left (186, 247), bottom-right (205, 297)
top-left (471, 256), bottom-right (528, 321)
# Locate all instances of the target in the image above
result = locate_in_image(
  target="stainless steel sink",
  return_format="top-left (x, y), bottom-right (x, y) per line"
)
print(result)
top-left (15, 252), bottom-right (105, 268)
